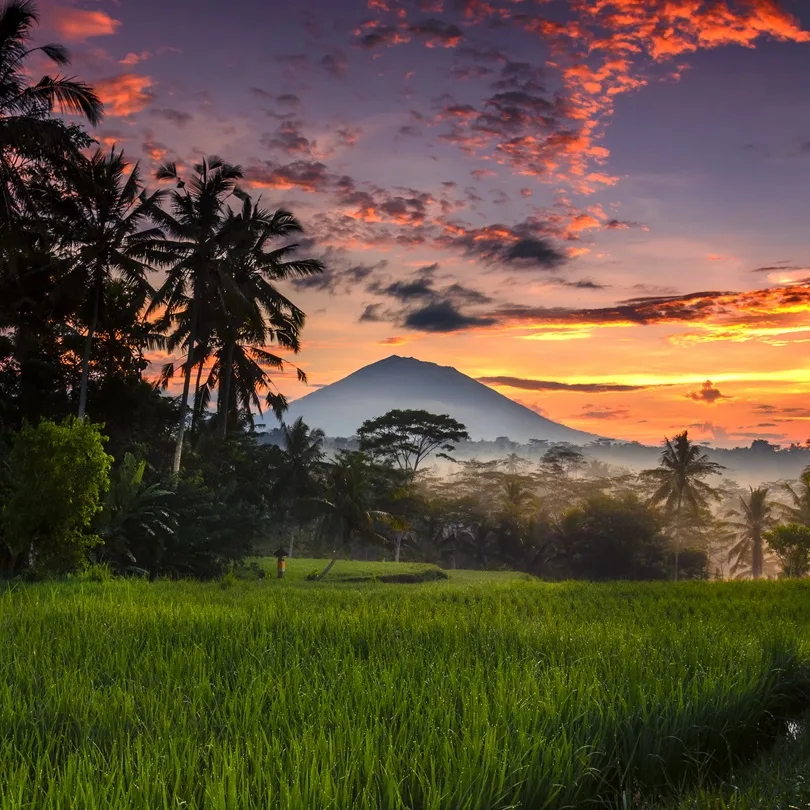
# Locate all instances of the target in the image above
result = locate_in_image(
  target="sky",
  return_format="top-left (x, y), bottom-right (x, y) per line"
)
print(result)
top-left (32, 0), bottom-right (810, 447)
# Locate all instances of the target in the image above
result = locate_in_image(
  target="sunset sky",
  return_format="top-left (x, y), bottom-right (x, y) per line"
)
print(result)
top-left (35, 0), bottom-right (810, 447)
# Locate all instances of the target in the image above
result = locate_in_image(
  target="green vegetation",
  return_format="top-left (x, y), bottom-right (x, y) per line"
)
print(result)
top-left (1, 577), bottom-right (809, 809)
top-left (1, 418), bottom-right (112, 575)
top-left (249, 556), bottom-right (448, 583)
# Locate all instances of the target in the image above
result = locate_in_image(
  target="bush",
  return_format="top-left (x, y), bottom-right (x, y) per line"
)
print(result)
top-left (555, 494), bottom-right (669, 580)
top-left (1, 418), bottom-right (112, 576)
top-left (764, 524), bottom-right (810, 578)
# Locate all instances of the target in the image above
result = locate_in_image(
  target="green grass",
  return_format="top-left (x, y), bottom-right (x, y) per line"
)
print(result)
top-left (664, 713), bottom-right (810, 809)
top-left (1, 577), bottom-right (810, 809)
top-left (247, 556), bottom-right (449, 583)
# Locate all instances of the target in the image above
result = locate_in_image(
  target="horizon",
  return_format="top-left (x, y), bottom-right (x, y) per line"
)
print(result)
top-left (36, 0), bottom-right (810, 447)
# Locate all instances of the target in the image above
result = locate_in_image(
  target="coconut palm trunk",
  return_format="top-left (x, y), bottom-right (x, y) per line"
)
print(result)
top-left (190, 356), bottom-right (205, 434)
top-left (77, 279), bottom-right (102, 419)
top-left (219, 340), bottom-right (236, 438)
top-left (752, 526), bottom-right (763, 579)
top-left (674, 491), bottom-right (683, 581)
top-left (172, 298), bottom-right (198, 475)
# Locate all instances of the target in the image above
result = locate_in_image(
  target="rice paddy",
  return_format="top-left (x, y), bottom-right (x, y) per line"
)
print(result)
top-left (1, 571), bottom-right (809, 809)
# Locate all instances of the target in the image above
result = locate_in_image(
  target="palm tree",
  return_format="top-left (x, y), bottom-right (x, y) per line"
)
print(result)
top-left (779, 465), bottom-right (810, 526)
top-left (315, 451), bottom-right (391, 580)
top-left (47, 148), bottom-right (164, 417)
top-left (642, 431), bottom-right (725, 580)
top-left (727, 486), bottom-right (774, 579)
top-left (148, 156), bottom-right (244, 474)
top-left (0, 0), bottom-right (102, 224)
top-left (272, 417), bottom-right (325, 557)
top-left (213, 195), bottom-right (322, 437)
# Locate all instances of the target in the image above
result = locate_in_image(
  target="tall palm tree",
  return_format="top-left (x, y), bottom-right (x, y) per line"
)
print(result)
top-left (213, 195), bottom-right (322, 437)
top-left (779, 465), bottom-right (810, 526)
top-left (47, 148), bottom-right (164, 417)
top-left (642, 431), bottom-right (725, 580)
top-left (727, 486), bottom-right (774, 579)
top-left (0, 0), bottom-right (102, 224)
top-left (315, 451), bottom-right (391, 580)
top-left (148, 156), bottom-right (244, 474)
top-left (272, 417), bottom-right (325, 557)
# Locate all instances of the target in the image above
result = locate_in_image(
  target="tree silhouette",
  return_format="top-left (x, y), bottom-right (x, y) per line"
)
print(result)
top-left (273, 417), bottom-right (326, 557)
top-left (314, 451), bottom-right (392, 579)
top-left (727, 486), bottom-right (774, 579)
top-left (642, 431), bottom-right (724, 580)
top-left (0, 0), bottom-right (102, 224)
top-left (46, 148), bottom-right (164, 418)
top-left (149, 157), bottom-right (244, 474)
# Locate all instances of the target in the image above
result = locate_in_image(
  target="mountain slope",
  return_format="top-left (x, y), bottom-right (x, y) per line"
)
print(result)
top-left (282, 356), bottom-right (600, 444)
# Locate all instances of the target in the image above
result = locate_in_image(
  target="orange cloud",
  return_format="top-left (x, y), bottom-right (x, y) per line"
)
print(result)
top-left (120, 51), bottom-right (152, 66)
top-left (95, 74), bottom-right (153, 117)
top-left (51, 6), bottom-right (120, 41)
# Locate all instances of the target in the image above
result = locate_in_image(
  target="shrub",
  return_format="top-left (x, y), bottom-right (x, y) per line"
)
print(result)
top-left (764, 523), bottom-right (810, 578)
top-left (1, 418), bottom-right (112, 576)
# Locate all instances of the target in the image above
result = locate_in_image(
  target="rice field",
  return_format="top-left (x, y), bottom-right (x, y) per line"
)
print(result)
top-left (1, 573), bottom-right (809, 809)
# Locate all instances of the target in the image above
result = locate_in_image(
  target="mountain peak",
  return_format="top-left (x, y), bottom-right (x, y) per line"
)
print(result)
top-left (284, 356), bottom-right (599, 444)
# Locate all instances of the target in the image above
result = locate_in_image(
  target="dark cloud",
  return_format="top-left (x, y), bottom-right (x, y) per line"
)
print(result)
top-left (403, 300), bottom-right (496, 332)
top-left (605, 219), bottom-right (645, 230)
top-left (294, 261), bottom-right (385, 294)
top-left (504, 238), bottom-right (566, 267)
top-left (150, 108), bottom-right (192, 127)
top-left (751, 264), bottom-right (809, 273)
top-left (320, 49), bottom-right (348, 78)
top-left (244, 160), bottom-right (335, 192)
top-left (409, 18), bottom-right (464, 47)
top-left (686, 380), bottom-right (728, 404)
top-left (581, 407), bottom-right (631, 420)
top-left (441, 219), bottom-right (567, 270)
top-left (559, 279), bottom-right (608, 290)
top-left (356, 25), bottom-right (406, 49)
top-left (360, 303), bottom-right (387, 322)
top-left (372, 278), bottom-right (435, 302)
top-left (260, 120), bottom-right (314, 156)
top-left (479, 377), bottom-right (662, 393)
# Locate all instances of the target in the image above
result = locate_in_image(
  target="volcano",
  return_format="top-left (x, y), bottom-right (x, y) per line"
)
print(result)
top-left (281, 355), bottom-right (599, 444)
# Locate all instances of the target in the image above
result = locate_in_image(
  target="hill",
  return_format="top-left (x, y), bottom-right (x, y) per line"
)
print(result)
top-left (281, 355), bottom-right (600, 443)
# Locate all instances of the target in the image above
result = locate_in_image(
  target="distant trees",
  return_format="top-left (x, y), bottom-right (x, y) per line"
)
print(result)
top-left (314, 451), bottom-right (393, 579)
top-left (358, 409), bottom-right (469, 481)
top-left (358, 409), bottom-right (469, 561)
top-left (273, 417), bottom-right (326, 557)
top-left (642, 431), bottom-right (724, 579)
top-left (727, 487), bottom-right (774, 579)
top-left (764, 524), bottom-right (810, 578)
top-left (778, 466), bottom-right (810, 526)
top-left (554, 494), bottom-right (669, 581)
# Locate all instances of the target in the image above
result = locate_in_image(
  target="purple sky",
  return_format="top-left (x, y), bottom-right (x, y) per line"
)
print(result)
top-left (35, 0), bottom-right (810, 446)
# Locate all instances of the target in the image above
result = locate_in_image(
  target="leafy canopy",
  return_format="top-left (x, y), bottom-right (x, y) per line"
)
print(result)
top-left (2, 418), bottom-right (111, 573)
top-left (764, 523), bottom-right (810, 578)
top-left (357, 409), bottom-right (469, 480)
